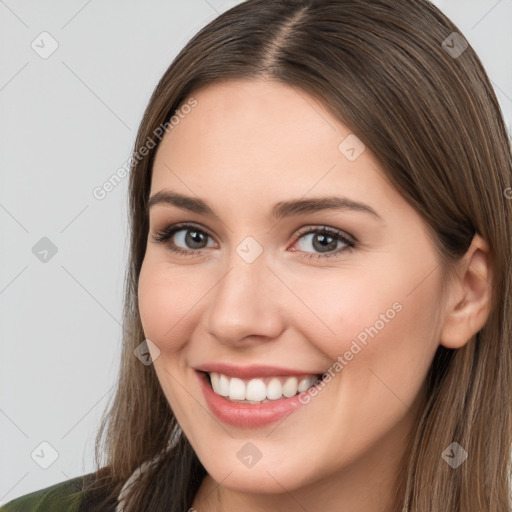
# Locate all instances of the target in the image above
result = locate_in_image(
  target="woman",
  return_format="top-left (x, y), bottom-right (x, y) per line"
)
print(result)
top-left (2, 0), bottom-right (511, 510)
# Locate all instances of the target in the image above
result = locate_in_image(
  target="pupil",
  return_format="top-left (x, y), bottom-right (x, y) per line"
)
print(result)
top-left (313, 233), bottom-right (336, 253)
top-left (186, 230), bottom-right (206, 249)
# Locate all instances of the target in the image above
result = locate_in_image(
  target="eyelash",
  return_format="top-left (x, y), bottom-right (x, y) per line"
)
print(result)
top-left (152, 222), bottom-right (356, 259)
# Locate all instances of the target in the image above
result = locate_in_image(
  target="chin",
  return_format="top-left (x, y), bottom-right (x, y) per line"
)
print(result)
top-left (196, 446), bottom-right (320, 495)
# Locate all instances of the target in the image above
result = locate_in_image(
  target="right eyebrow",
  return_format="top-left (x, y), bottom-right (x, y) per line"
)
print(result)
top-left (146, 190), bottom-right (220, 219)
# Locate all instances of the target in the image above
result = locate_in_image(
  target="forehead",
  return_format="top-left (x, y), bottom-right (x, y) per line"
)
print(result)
top-left (150, 79), bottom-right (397, 219)
top-left (158, 80), bottom-right (342, 165)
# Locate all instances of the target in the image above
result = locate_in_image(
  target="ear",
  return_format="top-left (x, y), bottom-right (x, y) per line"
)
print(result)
top-left (439, 234), bottom-right (492, 349)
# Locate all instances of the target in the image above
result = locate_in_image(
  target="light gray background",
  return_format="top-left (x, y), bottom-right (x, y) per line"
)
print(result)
top-left (1, 0), bottom-right (511, 504)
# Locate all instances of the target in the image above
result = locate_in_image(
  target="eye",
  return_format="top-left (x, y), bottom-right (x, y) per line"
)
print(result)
top-left (290, 226), bottom-right (355, 259)
top-left (152, 222), bottom-right (215, 257)
top-left (151, 222), bottom-right (356, 259)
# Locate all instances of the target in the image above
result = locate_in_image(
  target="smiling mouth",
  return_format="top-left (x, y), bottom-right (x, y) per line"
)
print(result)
top-left (202, 371), bottom-right (324, 404)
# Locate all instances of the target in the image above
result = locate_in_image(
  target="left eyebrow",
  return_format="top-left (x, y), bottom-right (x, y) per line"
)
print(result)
top-left (146, 190), bottom-right (382, 221)
top-left (271, 196), bottom-right (382, 221)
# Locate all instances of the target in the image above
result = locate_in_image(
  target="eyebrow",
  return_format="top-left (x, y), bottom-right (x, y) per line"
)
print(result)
top-left (146, 190), bottom-right (382, 221)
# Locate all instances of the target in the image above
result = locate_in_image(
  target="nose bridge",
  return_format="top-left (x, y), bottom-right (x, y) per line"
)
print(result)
top-left (204, 238), bottom-right (284, 344)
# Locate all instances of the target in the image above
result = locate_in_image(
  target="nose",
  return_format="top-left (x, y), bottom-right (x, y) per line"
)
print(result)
top-left (203, 251), bottom-right (286, 347)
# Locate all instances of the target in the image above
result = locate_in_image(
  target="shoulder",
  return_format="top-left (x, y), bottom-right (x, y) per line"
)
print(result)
top-left (0, 473), bottom-right (93, 512)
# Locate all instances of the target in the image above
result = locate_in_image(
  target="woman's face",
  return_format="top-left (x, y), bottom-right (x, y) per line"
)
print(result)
top-left (138, 80), bottom-right (447, 500)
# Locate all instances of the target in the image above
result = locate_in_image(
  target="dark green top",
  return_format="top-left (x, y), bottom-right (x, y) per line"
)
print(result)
top-left (0, 474), bottom-right (89, 512)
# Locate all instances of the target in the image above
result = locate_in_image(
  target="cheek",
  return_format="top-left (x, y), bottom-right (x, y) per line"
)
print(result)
top-left (137, 258), bottom-right (198, 354)
top-left (296, 258), bottom-right (442, 378)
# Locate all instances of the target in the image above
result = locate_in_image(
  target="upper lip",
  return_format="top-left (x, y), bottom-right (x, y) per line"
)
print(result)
top-left (195, 363), bottom-right (322, 379)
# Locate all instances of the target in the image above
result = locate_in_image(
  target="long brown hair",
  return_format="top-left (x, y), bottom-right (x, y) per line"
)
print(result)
top-left (78, 1), bottom-right (512, 510)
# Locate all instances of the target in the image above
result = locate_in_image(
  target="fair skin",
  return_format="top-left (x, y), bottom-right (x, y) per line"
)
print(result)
top-left (137, 79), bottom-right (491, 512)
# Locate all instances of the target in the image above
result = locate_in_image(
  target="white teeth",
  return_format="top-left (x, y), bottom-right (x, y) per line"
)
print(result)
top-left (229, 377), bottom-right (245, 400)
top-left (217, 373), bottom-right (229, 396)
top-left (282, 376), bottom-right (298, 398)
top-left (210, 372), bottom-right (220, 391)
top-left (208, 372), bottom-right (320, 402)
top-left (266, 377), bottom-right (283, 400)
top-left (245, 378), bottom-right (267, 401)
top-left (298, 377), bottom-right (315, 392)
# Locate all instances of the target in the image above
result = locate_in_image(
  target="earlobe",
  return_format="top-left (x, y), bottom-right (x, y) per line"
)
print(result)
top-left (439, 234), bottom-right (492, 349)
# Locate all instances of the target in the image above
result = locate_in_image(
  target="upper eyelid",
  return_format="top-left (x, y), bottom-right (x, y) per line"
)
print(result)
top-left (294, 225), bottom-right (355, 243)
top-left (169, 222), bottom-right (216, 241)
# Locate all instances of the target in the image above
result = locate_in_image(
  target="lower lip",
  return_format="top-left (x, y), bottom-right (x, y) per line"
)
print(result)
top-left (197, 371), bottom-right (310, 428)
